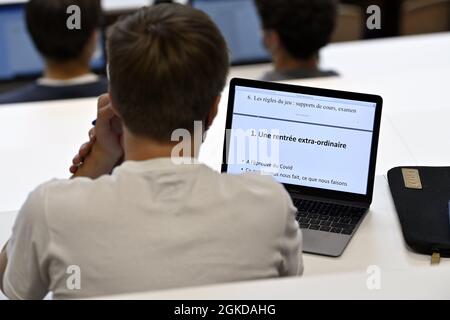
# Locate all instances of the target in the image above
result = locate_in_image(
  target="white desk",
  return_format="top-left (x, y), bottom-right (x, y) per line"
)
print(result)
top-left (102, 266), bottom-right (450, 300)
top-left (0, 98), bottom-right (96, 212)
top-left (230, 32), bottom-right (450, 81)
top-left (1, 33), bottom-right (450, 299)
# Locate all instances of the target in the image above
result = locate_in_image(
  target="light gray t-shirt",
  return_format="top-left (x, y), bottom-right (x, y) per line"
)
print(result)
top-left (3, 158), bottom-right (302, 300)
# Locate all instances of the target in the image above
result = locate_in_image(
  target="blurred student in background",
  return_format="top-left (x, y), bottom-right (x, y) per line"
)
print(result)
top-left (0, 0), bottom-right (107, 105)
top-left (254, 0), bottom-right (338, 81)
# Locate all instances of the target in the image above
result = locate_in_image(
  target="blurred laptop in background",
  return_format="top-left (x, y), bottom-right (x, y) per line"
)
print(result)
top-left (190, 0), bottom-right (270, 65)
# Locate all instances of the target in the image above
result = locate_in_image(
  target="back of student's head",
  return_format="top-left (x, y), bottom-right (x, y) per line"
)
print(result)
top-left (107, 4), bottom-right (229, 142)
top-left (26, 0), bottom-right (102, 62)
top-left (254, 0), bottom-right (337, 59)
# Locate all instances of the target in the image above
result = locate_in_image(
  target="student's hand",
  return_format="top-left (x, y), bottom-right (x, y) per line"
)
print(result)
top-left (71, 94), bottom-right (124, 179)
top-left (69, 128), bottom-right (96, 174)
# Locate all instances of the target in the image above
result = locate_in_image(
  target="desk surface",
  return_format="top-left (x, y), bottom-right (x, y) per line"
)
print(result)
top-left (102, 266), bottom-right (450, 300)
top-left (1, 33), bottom-right (450, 299)
top-left (0, 98), bottom-right (96, 212)
top-left (231, 32), bottom-right (450, 81)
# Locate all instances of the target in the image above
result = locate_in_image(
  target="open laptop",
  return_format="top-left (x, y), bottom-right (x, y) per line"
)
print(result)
top-left (222, 78), bottom-right (383, 257)
top-left (190, 0), bottom-right (270, 65)
top-left (0, 2), bottom-right (106, 83)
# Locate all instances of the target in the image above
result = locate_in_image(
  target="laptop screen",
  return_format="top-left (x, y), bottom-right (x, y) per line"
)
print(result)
top-left (191, 0), bottom-right (270, 65)
top-left (0, 3), bottom-right (105, 82)
top-left (225, 84), bottom-right (378, 196)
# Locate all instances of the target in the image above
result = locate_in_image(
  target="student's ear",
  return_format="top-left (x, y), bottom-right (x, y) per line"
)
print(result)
top-left (107, 92), bottom-right (121, 118)
top-left (206, 95), bottom-right (221, 131)
top-left (107, 92), bottom-right (124, 146)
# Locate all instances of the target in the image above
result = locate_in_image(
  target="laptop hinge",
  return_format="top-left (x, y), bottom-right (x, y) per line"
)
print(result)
top-left (288, 192), bottom-right (370, 209)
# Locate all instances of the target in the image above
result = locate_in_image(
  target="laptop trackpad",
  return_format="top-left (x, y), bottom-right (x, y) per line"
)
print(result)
top-left (302, 229), bottom-right (352, 257)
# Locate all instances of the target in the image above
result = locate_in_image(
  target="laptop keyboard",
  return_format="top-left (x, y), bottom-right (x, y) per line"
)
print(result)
top-left (294, 199), bottom-right (366, 235)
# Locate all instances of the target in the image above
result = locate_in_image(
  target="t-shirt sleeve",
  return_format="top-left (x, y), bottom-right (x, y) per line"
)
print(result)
top-left (279, 187), bottom-right (303, 277)
top-left (3, 186), bottom-right (51, 300)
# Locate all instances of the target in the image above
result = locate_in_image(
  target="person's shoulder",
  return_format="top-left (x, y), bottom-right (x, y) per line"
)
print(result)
top-left (71, 76), bottom-right (108, 97)
top-left (197, 166), bottom-right (290, 205)
top-left (219, 172), bottom-right (297, 239)
top-left (25, 176), bottom-right (116, 221)
top-left (41, 175), bottom-right (113, 193)
top-left (221, 172), bottom-right (292, 205)
top-left (0, 83), bottom-right (40, 105)
top-left (96, 75), bottom-right (109, 86)
top-left (228, 171), bottom-right (280, 187)
top-left (14, 179), bottom-right (66, 227)
top-left (29, 175), bottom-right (114, 205)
